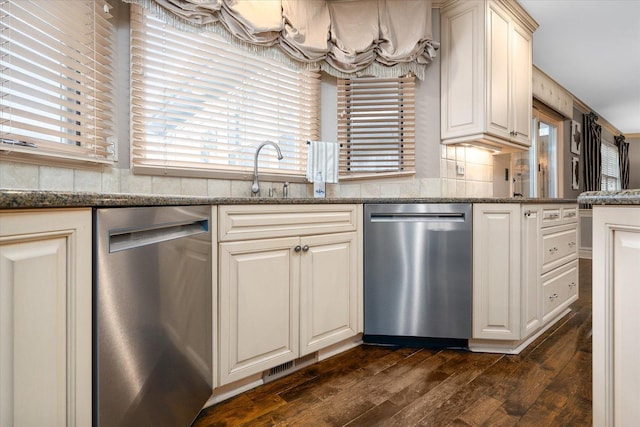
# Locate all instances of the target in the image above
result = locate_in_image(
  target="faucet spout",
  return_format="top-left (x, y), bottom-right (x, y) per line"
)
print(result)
top-left (252, 141), bottom-right (283, 196)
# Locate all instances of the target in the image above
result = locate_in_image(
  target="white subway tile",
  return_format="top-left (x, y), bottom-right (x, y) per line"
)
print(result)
top-left (0, 162), bottom-right (39, 189)
top-left (39, 166), bottom-right (73, 191)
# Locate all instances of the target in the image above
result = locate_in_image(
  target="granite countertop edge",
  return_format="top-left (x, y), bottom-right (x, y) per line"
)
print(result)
top-left (0, 189), bottom-right (579, 209)
top-left (577, 190), bottom-right (640, 206)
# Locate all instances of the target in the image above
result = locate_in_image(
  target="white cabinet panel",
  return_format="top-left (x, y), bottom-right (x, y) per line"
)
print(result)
top-left (300, 232), bottom-right (358, 356)
top-left (510, 21), bottom-right (533, 145)
top-left (0, 209), bottom-right (92, 427)
top-left (521, 206), bottom-right (541, 338)
top-left (473, 204), bottom-right (521, 340)
top-left (487, 3), bottom-right (510, 136)
top-left (593, 206), bottom-right (640, 426)
top-left (219, 237), bottom-right (300, 385)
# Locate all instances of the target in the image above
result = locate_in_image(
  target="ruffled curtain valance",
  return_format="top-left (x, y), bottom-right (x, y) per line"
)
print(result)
top-left (122, 0), bottom-right (438, 80)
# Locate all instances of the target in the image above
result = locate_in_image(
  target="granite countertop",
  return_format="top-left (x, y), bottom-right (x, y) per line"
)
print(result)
top-left (578, 190), bottom-right (640, 205)
top-left (0, 189), bottom-right (578, 209)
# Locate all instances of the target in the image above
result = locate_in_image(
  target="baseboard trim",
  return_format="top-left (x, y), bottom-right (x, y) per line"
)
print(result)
top-left (579, 248), bottom-right (592, 259)
top-left (468, 308), bottom-right (572, 354)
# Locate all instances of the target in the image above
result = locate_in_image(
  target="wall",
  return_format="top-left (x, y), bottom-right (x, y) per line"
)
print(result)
top-left (564, 108), bottom-right (582, 199)
top-left (0, 6), bottom-right (497, 198)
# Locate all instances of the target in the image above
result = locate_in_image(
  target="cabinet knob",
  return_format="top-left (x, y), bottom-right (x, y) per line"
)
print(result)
top-left (549, 247), bottom-right (558, 254)
top-left (549, 293), bottom-right (559, 300)
top-left (302, 245), bottom-right (310, 252)
top-left (294, 245), bottom-right (302, 253)
top-left (524, 210), bottom-right (532, 217)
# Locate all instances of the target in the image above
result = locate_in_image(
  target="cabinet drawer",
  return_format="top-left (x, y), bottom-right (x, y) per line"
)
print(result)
top-left (219, 204), bottom-right (359, 241)
top-left (542, 259), bottom-right (578, 322)
top-left (541, 223), bottom-right (577, 273)
top-left (562, 206), bottom-right (578, 224)
top-left (541, 207), bottom-right (562, 227)
top-left (541, 204), bottom-right (577, 228)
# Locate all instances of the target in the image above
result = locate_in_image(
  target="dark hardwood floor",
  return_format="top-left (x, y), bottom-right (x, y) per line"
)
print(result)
top-left (194, 259), bottom-right (592, 426)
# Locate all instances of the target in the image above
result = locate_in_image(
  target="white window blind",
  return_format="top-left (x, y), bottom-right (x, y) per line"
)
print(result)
top-left (0, 0), bottom-right (115, 163)
top-left (601, 140), bottom-right (621, 191)
top-left (337, 75), bottom-right (415, 179)
top-left (130, 6), bottom-right (320, 180)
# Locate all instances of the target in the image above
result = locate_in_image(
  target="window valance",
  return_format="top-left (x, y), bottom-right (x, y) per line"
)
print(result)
top-left (122, 0), bottom-right (438, 80)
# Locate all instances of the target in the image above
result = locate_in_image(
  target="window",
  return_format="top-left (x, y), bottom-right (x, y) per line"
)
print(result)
top-left (0, 0), bottom-right (115, 164)
top-left (601, 139), bottom-right (621, 191)
top-left (337, 76), bottom-right (415, 179)
top-left (129, 6), bottom-right (320, 180)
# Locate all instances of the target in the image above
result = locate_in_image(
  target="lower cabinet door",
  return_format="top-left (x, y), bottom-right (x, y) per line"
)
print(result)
top-left (219, 236), bottom-right (300, 385)
top-left (0, 209), bottom-right (92, 427)
top-left (473, 204), bottom-right (522, 340)
top-left (299, 232), bottom-right (359, 356)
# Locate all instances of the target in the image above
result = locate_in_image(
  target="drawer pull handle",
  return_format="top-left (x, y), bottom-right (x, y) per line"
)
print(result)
top-left (546, 213), bottom-right (560, 219)
top-left (294, 245), bottom-right (302, 253)
top-left (568, 241), bottom-right (576, 248)
top-left (569, 282), bottom-right (577, 288)
top-left (524, 210), bottom-right (532, 217)
top-left (549, 293), bottom-right (559, 300)
top-left (302, 245), bottom-right (310, 252)
top-left (549, 247), bottom-right (558, 254)
top-left (565, 212), bottom-right (576, 218)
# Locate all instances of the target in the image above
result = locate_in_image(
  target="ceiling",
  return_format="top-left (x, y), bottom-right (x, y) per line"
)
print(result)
top-left (519, 0), bottom-right (640, 135)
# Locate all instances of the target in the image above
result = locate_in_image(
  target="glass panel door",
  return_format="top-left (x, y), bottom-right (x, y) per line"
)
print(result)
top-left (536, 119), bottom-right (557, 198)
top-left (512, 109), bottom-right (559, 198)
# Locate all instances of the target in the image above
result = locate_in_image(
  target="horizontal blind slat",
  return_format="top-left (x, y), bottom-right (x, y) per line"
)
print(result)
top-left (1, 0), bottom-right (115, 162)
top-left (129, 4), bottom-right (318, 178)
top-left (337, 75), bottom-right (415, 178)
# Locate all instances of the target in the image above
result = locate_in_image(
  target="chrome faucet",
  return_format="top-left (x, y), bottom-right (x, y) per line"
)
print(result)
top-left (252, 141), bottom-right (283, 196)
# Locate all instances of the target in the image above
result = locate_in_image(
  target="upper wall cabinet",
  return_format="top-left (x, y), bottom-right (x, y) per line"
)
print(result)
top-left (440, 0), bottom-right (538, 152)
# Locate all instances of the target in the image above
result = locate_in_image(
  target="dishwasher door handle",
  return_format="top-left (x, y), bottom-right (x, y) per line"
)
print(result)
top-left (370, 212), bottom-right (466, 222)
top-left (109, 219), bottom-right (209, 252)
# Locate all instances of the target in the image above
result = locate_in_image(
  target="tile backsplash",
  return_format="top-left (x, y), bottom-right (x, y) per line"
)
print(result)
top-left (1, 145), bottom-right (494, 198)
top-left (440, 145), bottom-right (494, 197)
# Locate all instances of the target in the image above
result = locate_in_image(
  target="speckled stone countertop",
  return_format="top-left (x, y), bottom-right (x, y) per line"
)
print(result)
top-left (578, 190), bottom-right (640, 205)
top-left (0, 189), bottom-right (578, 209)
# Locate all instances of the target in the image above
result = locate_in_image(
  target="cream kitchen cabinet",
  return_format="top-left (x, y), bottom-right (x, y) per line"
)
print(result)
top-left (219, 236), bottom-right (300, 385)
top-left (0, 209), bottom-right (92, 427)
top-left (440, 0), bottom-right (538, 151)
top-left (472, 203), bottom-right (522, 340)
top-left (593, 205), bottom-right (640, 426)
top-left (521, 205), bottom-right (542, 339)
top-left (471, 203), bottom-right (577, 353)
top-left (217, 205), bottom-right (362, 386)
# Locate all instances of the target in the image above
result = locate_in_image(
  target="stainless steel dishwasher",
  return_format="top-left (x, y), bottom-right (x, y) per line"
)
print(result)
top-left (94, 206), bottom-right (212, 427)
top-left (364, 203), bottom-right (472, 346)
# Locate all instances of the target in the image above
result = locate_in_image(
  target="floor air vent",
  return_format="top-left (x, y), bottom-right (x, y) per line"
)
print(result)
top-left (263, 353), bottom-right (318, 383)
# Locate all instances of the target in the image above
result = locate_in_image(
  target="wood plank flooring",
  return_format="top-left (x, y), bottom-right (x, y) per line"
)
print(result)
top-left (194, 259), bottom-right (592, 426)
